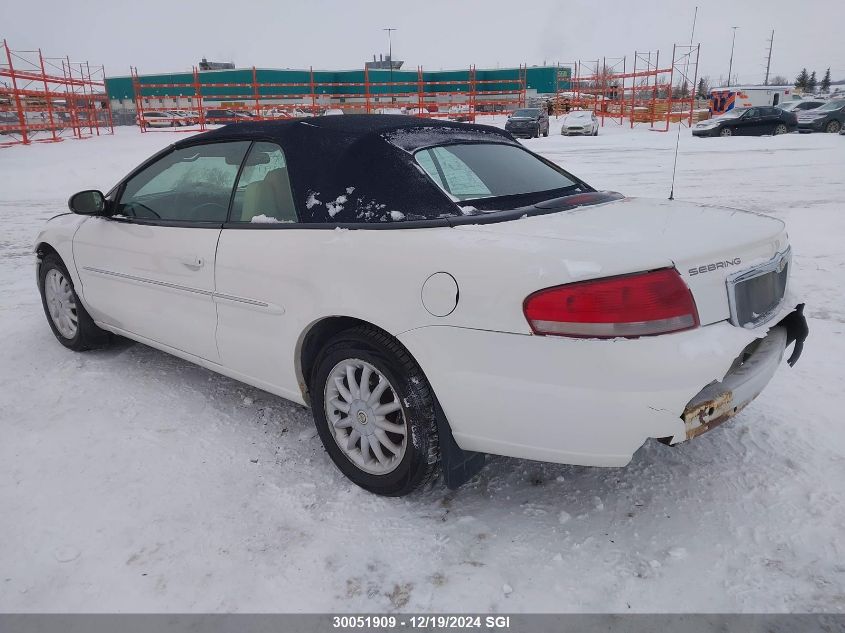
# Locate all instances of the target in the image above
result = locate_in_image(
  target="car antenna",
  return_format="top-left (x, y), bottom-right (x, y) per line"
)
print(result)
top-left (669, 5), bottom-right (698, 201)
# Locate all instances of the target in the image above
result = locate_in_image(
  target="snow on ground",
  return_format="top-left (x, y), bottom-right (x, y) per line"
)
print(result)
top-left (1, 121), bottom-right (844, 613)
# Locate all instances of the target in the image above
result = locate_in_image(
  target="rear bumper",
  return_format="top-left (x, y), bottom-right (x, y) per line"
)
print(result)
top-left (682, 326), bottom-right (786, 439)
top-left (399, 305), bottom-right (805, 467)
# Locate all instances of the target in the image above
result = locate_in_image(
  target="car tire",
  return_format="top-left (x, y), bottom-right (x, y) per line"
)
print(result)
top-left (774, 123), bottom-right (788, 135)
top-left (38, 253), bottom-right (110, 351)
top-left (310, 326), bottom-right (440, 496)
top-left (543, 125), bottom-right (549, 137)
top-left (593, 127), bottom-right (598, 136)
top-left (826, 120), bottom-right (842, 133)
top-left (719, 127), bottom-right (732, 137)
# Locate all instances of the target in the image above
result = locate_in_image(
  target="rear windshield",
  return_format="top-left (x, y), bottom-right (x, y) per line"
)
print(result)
top-left (414, 143), bottom-right (578, 203)
top-left (815, 99), bottom-right (845, 112)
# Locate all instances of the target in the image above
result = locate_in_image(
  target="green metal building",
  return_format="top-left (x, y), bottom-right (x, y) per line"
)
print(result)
top-left (106, 66), bottom-right (569, 112)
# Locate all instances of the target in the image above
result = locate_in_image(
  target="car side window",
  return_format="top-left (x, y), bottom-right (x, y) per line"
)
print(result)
top-left (117, 141), bottom-right (250, 222)
top-left (416, 146), bottom-right (492, 199)
top-left (229, 142), bottom-right (298, 223)
top-left (746, 108), bottom-right (758, 118)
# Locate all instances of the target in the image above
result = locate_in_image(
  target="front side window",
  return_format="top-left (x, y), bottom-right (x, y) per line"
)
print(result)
top-left (414, 143), bottom-right (577, 202)
top-left (230, 142), bottom-right (298, 223)
top-left (117, 141), bottom-right (250, 222)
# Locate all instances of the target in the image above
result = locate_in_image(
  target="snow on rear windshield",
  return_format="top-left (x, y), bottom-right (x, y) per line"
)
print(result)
top-left (414, 143), bottom-right (576, 202)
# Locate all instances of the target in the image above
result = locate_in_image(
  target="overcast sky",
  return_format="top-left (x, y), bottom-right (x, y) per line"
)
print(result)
top-left (2, 0), bottom-right (842, 84)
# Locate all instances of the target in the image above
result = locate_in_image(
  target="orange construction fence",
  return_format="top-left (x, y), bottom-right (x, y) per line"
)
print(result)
top-left (553, 44), bottom-right (702, 131)
top-left (0, 39), bottom-right (113, 148)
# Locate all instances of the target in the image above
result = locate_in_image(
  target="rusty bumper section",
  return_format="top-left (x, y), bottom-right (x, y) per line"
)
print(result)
top-left (681, 325), bottom-right (788, 440)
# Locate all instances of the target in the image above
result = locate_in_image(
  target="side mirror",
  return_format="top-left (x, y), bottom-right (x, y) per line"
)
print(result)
top-left (68, 190), bottom-right (106, 215)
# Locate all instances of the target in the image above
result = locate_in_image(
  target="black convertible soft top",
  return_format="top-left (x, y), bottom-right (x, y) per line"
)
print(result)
top-left (176, 115), bottom-right (521, 223)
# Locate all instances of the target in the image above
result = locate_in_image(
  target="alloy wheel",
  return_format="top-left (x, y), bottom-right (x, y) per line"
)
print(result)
top-left (323, 358), bottom-right (408, 475)
top-left (44, 268), bottom-right (78, 339)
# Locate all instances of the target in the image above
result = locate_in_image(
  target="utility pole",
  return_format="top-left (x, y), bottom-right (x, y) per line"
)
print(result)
top-left (727, 26), bottom-right (738, 86)
top-left (764, 30), bottom-right (774, 85)
top-left (383, 28), bottom-right (396, 102)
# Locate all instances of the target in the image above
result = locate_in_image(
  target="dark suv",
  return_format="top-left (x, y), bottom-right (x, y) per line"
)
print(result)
top-left (504, 108), bottom-right (550, 138)
top-left (797, 99), bottom-right (845, 133)
top-left (692, 106), bottom-right (797, 137)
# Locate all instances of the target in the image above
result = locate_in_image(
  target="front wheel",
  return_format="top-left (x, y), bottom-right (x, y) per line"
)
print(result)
top-left (38, 253), bottom-right (110, 351)
top-left (310, 326), bottom-right (440, 496)
top-left (826, 120), bottom-right (842, 133)
top-left (719, 127), bottom-right (733, 137)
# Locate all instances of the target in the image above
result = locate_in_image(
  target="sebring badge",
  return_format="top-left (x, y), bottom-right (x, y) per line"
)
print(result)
top-left (688, 258), bottom-right (742, 276)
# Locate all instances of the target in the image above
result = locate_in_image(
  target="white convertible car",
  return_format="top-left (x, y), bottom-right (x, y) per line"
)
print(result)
top-left (35, 115), bottom-right (808, 496)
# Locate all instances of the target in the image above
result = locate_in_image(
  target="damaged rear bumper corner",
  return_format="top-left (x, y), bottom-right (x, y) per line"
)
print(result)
top-left (680, 305), bottom-right (807, 440)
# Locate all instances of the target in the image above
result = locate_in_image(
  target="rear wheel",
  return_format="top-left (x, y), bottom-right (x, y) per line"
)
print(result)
top-left (719, 127), bottom-right (733, 137)
top-left (774, 123), bottom-right (788, 135)
top-left (38, 253), bottom-right (110, 351)
top-left (310, 326), bottom-right (440, 496)
top-left (826, 120), bottom-right (842, 133)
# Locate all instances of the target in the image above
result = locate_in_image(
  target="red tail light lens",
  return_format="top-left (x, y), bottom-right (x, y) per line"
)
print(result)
top-left (523, 268), bottom-right (699, 338)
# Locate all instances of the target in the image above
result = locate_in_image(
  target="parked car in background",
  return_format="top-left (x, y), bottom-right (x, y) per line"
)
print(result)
top-left (168, 110), bottom-right (197, 125)
top-left (797, 99), bottom-right (845, 133)
top-left (560, 110), bottom-right (599, 136)
top-left (324, 108), bottom-right (345, 116)
top-left (204, 109), bottom-right (252, 124)
top-left (373, 108), bottom-right (404, 115)
top-left (264, 108), bottom-right (293, 119)
top-left (35, 115), bottom-right (807, 496)
top-left (137, 111), bottom-right (182, 128)
top-left (504, 107), bottom-right (550, 138)
top-left (692, 106), bottom-right (797, 137)
top-left (776, 100), bottom-right (825, 114)
top-left (405, 107), bottom-right (430, 117)
top-left (447, 105), bottom-right (471, 122)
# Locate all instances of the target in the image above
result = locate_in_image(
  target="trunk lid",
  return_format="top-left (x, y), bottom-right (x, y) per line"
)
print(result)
top-left (454, 196), bottom-right (788, 325)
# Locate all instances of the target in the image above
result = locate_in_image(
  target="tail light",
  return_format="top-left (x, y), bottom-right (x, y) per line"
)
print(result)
top-left (523, 268), bottom-right (699, 338)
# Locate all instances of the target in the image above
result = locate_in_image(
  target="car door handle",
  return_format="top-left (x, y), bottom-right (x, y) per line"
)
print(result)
top-left (180, 255), bottom-right (204, 270)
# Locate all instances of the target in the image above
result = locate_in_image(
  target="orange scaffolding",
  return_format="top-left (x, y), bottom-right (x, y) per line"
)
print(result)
top-left (0, 39), bottom-right (113, 148)
top-left (554, 44), bottom-right (700, 131)
top-left (129, 63), bottom-right (530, 131)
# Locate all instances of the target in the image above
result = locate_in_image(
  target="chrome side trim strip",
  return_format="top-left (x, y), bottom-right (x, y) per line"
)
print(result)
top-left (82, 266), bottom-right (270, 308)
top-left (83, 266), bottom-right (211, 296)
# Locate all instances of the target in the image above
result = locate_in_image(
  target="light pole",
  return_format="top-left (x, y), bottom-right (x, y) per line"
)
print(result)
top-left (383, 28), bottom-right (396, 102)
top-left (727, 26), bottom-right (738, 86)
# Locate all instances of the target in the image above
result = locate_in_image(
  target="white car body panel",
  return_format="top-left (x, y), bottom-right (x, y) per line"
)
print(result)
top-left (36, 193), bottom-right (799, 467)
top-left (72, 218), bottom-right (222, 361)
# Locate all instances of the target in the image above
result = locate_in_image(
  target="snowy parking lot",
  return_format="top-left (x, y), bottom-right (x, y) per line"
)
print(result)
top-left (1, 119), bottom-right (844, 613)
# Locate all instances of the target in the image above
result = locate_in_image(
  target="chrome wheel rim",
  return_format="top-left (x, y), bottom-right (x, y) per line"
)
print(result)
top-left (44, 268), bottom-right (78, 339)
top-left (775, 124), bottom-right (787, 135)
top-left (720, 128), bottom-right (732, 136)
top-left (324, 358), bottom-right (407, 475)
